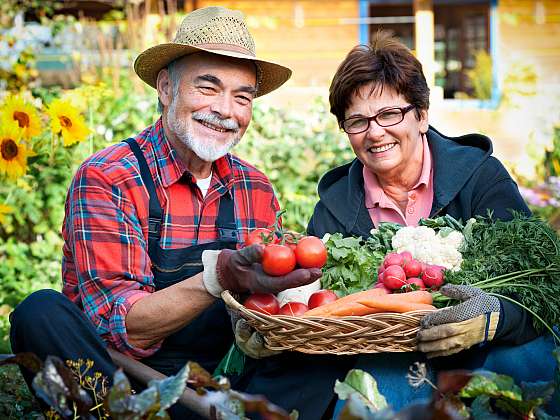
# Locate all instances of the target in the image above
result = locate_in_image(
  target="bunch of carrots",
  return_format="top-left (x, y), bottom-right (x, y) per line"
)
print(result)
top-left (302, 288), bottom-right (435, 317)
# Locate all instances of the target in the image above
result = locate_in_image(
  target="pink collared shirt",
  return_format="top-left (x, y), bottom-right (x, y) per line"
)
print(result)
top-left (363, 135), bottom-right (434, 227)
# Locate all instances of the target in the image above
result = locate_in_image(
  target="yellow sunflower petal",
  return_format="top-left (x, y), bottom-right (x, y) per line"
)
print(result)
top-left (0, 94), bottom-right (42, 139)
top-left (0, 122), bottom-right (29, 180)
top-left (47, 98), bottom-right (91, 145)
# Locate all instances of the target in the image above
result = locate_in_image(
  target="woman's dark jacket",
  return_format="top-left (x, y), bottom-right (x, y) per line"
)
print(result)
top-left (307, 126), bottom-right (536, 344)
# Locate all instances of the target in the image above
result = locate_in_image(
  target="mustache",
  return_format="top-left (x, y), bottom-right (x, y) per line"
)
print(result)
top-left (192, 112), bottom-right (239, 131)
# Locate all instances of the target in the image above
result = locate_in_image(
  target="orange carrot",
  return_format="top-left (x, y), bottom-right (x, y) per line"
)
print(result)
top-left (328, 303), bottom-right (383, 317)
top-left (303, 288), bottom-right (386, 317)
top-left (391, 290), bottom-right (433, 305)
top-left (357, 295), bottom-right (436, 313)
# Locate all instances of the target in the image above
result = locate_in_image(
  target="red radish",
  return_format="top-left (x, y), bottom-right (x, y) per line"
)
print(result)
top-left (384, 253), bottom-right (404, 268)
top-left (400, 251), bottom-right (413, 264)
top-left (403, 259), bottom-right (423, 278)
top-left (374, 282), bottom-right (391, 294)
top-left (279, 302), bottom-right (308, 316)
top-left (307, 290), bottom-right (338, 309)
top-left (422, 266), bottom-right (445, 288)
top-left (378, 264), bottom-right (385, 275)
top-left (382, 265), bottom-right (407, 290)
top-left (406, 277), bottom-right (426, 290)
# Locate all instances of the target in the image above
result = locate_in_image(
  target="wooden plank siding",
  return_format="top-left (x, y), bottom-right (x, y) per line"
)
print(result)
top-left (196, 0), bottom-right (360, 87)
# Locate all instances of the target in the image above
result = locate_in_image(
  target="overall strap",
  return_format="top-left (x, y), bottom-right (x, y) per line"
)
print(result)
top-left (123, 138), bottom-right (163, 243)
top-left (216, 191), bottom-right (238, 244)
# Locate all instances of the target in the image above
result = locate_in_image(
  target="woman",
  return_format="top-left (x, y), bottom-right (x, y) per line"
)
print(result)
top-left (308, 31), bottom-right (557, 415)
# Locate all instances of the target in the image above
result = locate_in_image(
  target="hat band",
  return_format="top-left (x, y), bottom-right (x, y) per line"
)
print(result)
top-left (192, 42), bottom-right (255, 57)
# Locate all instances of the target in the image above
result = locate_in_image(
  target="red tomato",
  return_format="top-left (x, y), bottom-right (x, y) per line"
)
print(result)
top-left (307, 289), bottom-right (338, 309)
top-left (383, 265), bottom-right (407, 290)
top-left (295, 236), bottom-right (327, 269)
top-left (244, 293), bottom-right (280, 315)
top-left (283, 231), bottom-right (301, 251)
top-left (278, 302), bottom-right (308, 316)
top-left (246, 228), bottom-right (274, 246)
top-left (262, 244), bottom-right (297, 276)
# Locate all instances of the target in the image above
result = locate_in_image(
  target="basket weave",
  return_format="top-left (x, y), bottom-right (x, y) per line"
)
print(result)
top-left (222, 290), bottom-right (434, 355)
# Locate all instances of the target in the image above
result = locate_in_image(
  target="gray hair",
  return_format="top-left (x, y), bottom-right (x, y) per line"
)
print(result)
top-left (157, 58), bottom-right (183, 113)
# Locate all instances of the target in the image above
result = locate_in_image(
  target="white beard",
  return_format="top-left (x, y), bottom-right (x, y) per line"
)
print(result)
top-left (167, 99), bottom-right (241, 162)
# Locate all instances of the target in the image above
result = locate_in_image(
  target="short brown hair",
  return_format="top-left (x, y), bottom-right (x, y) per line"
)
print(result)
top-left (329, 31), bottom-right (430, 125)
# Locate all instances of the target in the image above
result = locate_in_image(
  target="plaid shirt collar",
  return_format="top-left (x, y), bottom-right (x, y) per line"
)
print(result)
top-left (143, 117), bottom-right (235, 192)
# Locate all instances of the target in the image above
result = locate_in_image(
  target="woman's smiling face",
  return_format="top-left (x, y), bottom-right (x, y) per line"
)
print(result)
top-left (344, 83), bottom-right (428, 178)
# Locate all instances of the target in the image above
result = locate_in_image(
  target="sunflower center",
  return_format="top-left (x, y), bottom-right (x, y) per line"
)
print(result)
top-left (59, 116), bottom-right (72, 128)
top-left (13, 111), bottom-right (30, 128)
top-left (1, 139), bottom-right (18, 160)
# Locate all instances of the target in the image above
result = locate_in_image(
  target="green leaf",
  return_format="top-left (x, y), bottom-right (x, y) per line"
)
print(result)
top-left (460, 371), bottom-right (522, 401)
top-left (334, 369), bottom-right (388, 412)
top-left (148, 362), bottom-right (190, 416)
top-left (469, 395), bottom-right (501, 420)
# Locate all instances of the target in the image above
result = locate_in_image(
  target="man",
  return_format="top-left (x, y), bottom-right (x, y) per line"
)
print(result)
top-left (10, 6), bottom-right (320, 416)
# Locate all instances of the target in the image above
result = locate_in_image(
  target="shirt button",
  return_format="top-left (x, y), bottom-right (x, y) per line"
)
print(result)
top-left (407, 207), bottom-right (414, 214)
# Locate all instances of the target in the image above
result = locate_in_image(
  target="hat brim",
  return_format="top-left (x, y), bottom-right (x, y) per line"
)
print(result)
top-left (134, 43), bottom-right (292, 97)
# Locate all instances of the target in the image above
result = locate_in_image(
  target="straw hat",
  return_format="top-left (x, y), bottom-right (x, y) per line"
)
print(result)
top-left (134, 6), bottom-right (292, 97)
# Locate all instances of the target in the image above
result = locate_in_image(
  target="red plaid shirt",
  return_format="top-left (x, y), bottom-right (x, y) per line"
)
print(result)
top-left (62, 118), bottom-right (279, 358)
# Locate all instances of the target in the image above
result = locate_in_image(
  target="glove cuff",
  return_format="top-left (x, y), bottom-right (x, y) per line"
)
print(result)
top-left (202, 250), bottom-right (224, 297)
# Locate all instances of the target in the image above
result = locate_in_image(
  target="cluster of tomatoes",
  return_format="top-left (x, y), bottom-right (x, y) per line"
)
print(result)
top-left (242, 227), bottom-right (333, 316)
top-left (244, 289), bottom-right (337, 316)
top-left (246, 228), bottom-right (328, 276)
top-left (376, 251), bottom-right (445, 292)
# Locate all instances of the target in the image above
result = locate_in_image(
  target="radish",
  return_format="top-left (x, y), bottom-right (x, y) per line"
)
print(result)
top-left (374, 282), bottom-right (391, 294)
top-left (384, 253), bottom-right (404, 268)
top-left (403, 259), bottom-right (423, 278)
top-left (382, 265), bottom-right (407, 290)
top-left (400, 251), bottom-right (413, 264)
top-left (378, 264), bottom-right (385, 275)
top-left (422, 266), bottom-right (445, 288)
top-left (406, 277), bottom-right (426, 290)
top-left (377, 271), bottom-right (385, 284)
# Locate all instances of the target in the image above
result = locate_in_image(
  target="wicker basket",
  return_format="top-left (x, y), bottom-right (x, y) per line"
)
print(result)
top-left (222, 290), bottom-right (434, 355)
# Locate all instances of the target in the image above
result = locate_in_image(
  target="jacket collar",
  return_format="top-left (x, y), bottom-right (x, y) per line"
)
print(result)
top-left (317, 126), bottom-right (492, 234)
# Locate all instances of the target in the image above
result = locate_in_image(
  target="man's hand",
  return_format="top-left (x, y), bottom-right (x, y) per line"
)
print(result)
top-left (417, 284), bottom-right (501, 358)
top-left (201, 245), bottom-right (322, 297)
top-left (234, 318), bottom-right (281, 359)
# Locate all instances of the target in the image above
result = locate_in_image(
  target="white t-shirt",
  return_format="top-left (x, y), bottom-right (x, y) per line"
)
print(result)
top-left (196, 172), bottom-right (212, 197)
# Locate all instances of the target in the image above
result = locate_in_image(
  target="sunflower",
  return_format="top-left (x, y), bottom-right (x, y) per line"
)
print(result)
top-left (0, 122), bottom-right (33, 180)
top-left (47, 99), bottom-right (91, 146)
top-left (0, 94), bottom-right (42, 139)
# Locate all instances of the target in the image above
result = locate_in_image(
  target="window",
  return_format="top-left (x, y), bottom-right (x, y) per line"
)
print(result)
top-left (368, 1), bottom-right (491, 99)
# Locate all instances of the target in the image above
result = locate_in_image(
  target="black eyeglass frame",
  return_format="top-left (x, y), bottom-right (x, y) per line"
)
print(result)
top-left (340, 104), bottom-right (417, 134)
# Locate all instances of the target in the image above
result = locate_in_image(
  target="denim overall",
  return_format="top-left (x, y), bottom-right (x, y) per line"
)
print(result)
top-left (123, 138), bottom-right (238, 377)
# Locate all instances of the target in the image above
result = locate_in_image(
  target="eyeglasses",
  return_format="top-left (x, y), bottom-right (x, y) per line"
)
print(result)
top-left (341, 104), bottom-right (416, 134)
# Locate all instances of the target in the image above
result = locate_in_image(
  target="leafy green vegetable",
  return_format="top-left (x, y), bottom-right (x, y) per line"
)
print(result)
top-left (321, 233), bottom-right (387, 296)
top-left (334, 369), bottom-right (388, 411)
top-left (443, 213), bottom-right (560, 334)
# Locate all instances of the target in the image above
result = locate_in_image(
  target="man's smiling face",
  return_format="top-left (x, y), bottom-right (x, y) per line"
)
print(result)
top-left (164, 52), bottom-right (257, 162)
